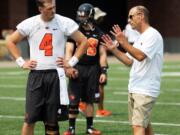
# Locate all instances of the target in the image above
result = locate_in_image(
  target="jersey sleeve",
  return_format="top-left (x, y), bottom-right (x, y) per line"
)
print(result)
top-left (16, 18), bottom-right (32, 37)
top-left (67, 38), bottom-right (76, 45)
top-left (64, 18), bottom-right (79, 36)
top-left (95, 26), bottom-right (105, 45)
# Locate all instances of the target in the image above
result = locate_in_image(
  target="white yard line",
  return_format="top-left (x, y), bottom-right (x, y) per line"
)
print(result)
top-left (0, 71), bottom-right (27, 75)
top-left (105, 100), bottom-right (180, 106)
top-left (113, 92), bottom-right (128, 95)
top-left (2, 76), bottom-right (178, 82)
top-left (106, 87), bottom-right (127, 91)
top-left (1, 70), bottom-right (180, 77)
top-left (0, 114), bottom-right (180, 128)
top-left (1, 96), bottom-right (180, 106)
top-left (163, 89), bottom-right (180, 92)
top-left (0, 84), bottom-right (178, 93)
top-left (108, 78), bottom-right (128, 81)
top-left (0, 97), bottom-right (25, 101)
top-left (0, 115), bottom-right (23, 119)
top-left (113, 65), bottom-right (180, 70)
top-left (113, 90), bottom-right (178, 95)
top-left (0, 76), bottom-right (26, 79)
top-left (108, 87), bottom-right (180, 92)
top-left (163, 65), bottom-right (180, 69)
top-left (0, 84), bottom-right (25, 88)
top-left (162, 72), bottom-right (180, 77)
top-left (108, 77), bottom-right (180, 82)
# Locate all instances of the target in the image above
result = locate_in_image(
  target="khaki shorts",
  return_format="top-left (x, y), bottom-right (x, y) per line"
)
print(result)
top-left (128, 93), bottom-right (157, 128)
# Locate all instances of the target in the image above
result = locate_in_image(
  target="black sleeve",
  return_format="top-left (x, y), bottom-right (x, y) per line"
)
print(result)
top-left (67, 38), bottom-right (76, 44)
top-left (95, 26), bottom-right (105, 44)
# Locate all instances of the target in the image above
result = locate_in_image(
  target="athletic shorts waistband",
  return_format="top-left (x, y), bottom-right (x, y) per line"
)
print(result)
top-left (30, 69), bottom-right (57, 73)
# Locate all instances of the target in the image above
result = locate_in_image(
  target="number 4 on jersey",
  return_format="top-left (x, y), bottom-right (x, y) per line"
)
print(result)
top-left (39, 33), bottom-right (53, 56)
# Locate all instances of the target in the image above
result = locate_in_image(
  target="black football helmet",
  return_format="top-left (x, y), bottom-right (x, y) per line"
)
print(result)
top-left (76, 3), bottom-right (95, 25)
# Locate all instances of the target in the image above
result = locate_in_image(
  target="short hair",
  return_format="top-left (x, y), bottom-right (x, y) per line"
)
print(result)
top-left (136, 6), bottom-right (149, 23)
top-left (36, 0), bottom-right (45, 7)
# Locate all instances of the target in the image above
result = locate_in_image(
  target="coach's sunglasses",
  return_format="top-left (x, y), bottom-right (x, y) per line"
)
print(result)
top-left (128, 13), bottom-right (142, 19)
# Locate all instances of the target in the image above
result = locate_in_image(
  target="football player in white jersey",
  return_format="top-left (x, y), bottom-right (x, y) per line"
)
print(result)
top-left (101, 6), bottom-right (163, 135)
top-left (6, 0), bottom-right (88, 135)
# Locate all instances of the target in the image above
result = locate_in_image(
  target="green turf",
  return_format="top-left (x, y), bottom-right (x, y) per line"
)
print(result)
top-left (0, 61), bottom-right (180, 135)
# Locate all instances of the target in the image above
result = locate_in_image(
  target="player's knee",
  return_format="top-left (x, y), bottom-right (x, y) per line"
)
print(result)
top-left (45, 123), bottom-right (59, 135)
top-left (69, 105), bottom-right (79, 115)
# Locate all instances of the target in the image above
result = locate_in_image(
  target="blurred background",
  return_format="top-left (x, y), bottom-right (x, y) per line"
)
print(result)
top-left (0, 1), bottom-right (180, 134)
top-left (0, 0), bottom-right (180, 60)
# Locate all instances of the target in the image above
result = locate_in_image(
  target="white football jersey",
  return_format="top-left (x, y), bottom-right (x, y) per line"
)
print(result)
top-left (17, 14), bottom-right (78, 70)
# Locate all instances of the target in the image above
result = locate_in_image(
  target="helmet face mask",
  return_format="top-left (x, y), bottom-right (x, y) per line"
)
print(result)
top-left (77, 11), bottom-right (89, 25)
top-left (76, 3), bottom-right (95, 26)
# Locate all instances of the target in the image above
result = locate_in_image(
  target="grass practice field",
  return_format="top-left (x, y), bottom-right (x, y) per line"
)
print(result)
top-left (0, 58), bottom-right (180, 135)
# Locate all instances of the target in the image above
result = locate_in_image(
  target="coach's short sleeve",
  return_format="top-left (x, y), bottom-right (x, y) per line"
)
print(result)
top-left (137, 28), bottom-right (160, 60)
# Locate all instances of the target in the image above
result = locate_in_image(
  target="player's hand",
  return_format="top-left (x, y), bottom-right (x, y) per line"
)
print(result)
top-left (65, 67), bottom-right (78, 79)
top-left (64, 59), bottom-right (71, 69)
top-left (99, 73), bottom-right (107, 83)
top-left (22, 60), bottom-right (37, 70)
top-left (101, 34), bottom-right (119, 51)
top-left (56, 57), bottom-right (64, 67)
top-left (64, 59), bottom-right (78, 79)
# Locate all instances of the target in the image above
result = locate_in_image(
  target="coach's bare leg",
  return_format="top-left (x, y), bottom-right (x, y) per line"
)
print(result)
top-left (145, 123), bottom-right (154, 135)
top-left (21, 122), bottom-right (35, 135)
top-left (132, 125), bottom-right (145, 135)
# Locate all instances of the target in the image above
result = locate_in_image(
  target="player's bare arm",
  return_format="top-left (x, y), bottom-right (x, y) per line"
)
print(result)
top-left (65, 42), bottom-right (74, 61)
top-left (70, 30), bottom-right (88, 61)
top-left (6, 30), bottom-right (37, 69)
top-left (6, 30), bottom-right (24, 59)
top-left (64, 41), bottom-right (79, 79)
top-left (99, 45), bottom-right (107, 83)
top-left (62, 30), bottom-right (87, 78)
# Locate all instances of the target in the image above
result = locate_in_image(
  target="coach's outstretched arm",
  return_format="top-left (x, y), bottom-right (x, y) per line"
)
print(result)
top-left (101, 34), bottom-right (133, 67)
top-left (110, 24), bottom-right (146, 61)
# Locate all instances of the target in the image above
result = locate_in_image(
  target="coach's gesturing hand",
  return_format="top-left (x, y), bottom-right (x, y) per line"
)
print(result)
top-left (101, 34), bottom-right (119, 52)
top-left (110, 24), bottom-right (128, 46)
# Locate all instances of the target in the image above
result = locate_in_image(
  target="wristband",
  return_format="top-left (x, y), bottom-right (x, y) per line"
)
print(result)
top-left (101, 67), bottom-right (108, 75)
top-left (68, 56), bottom-right (79, 67)
top-left (16, 57), bottom-right (25, 67)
